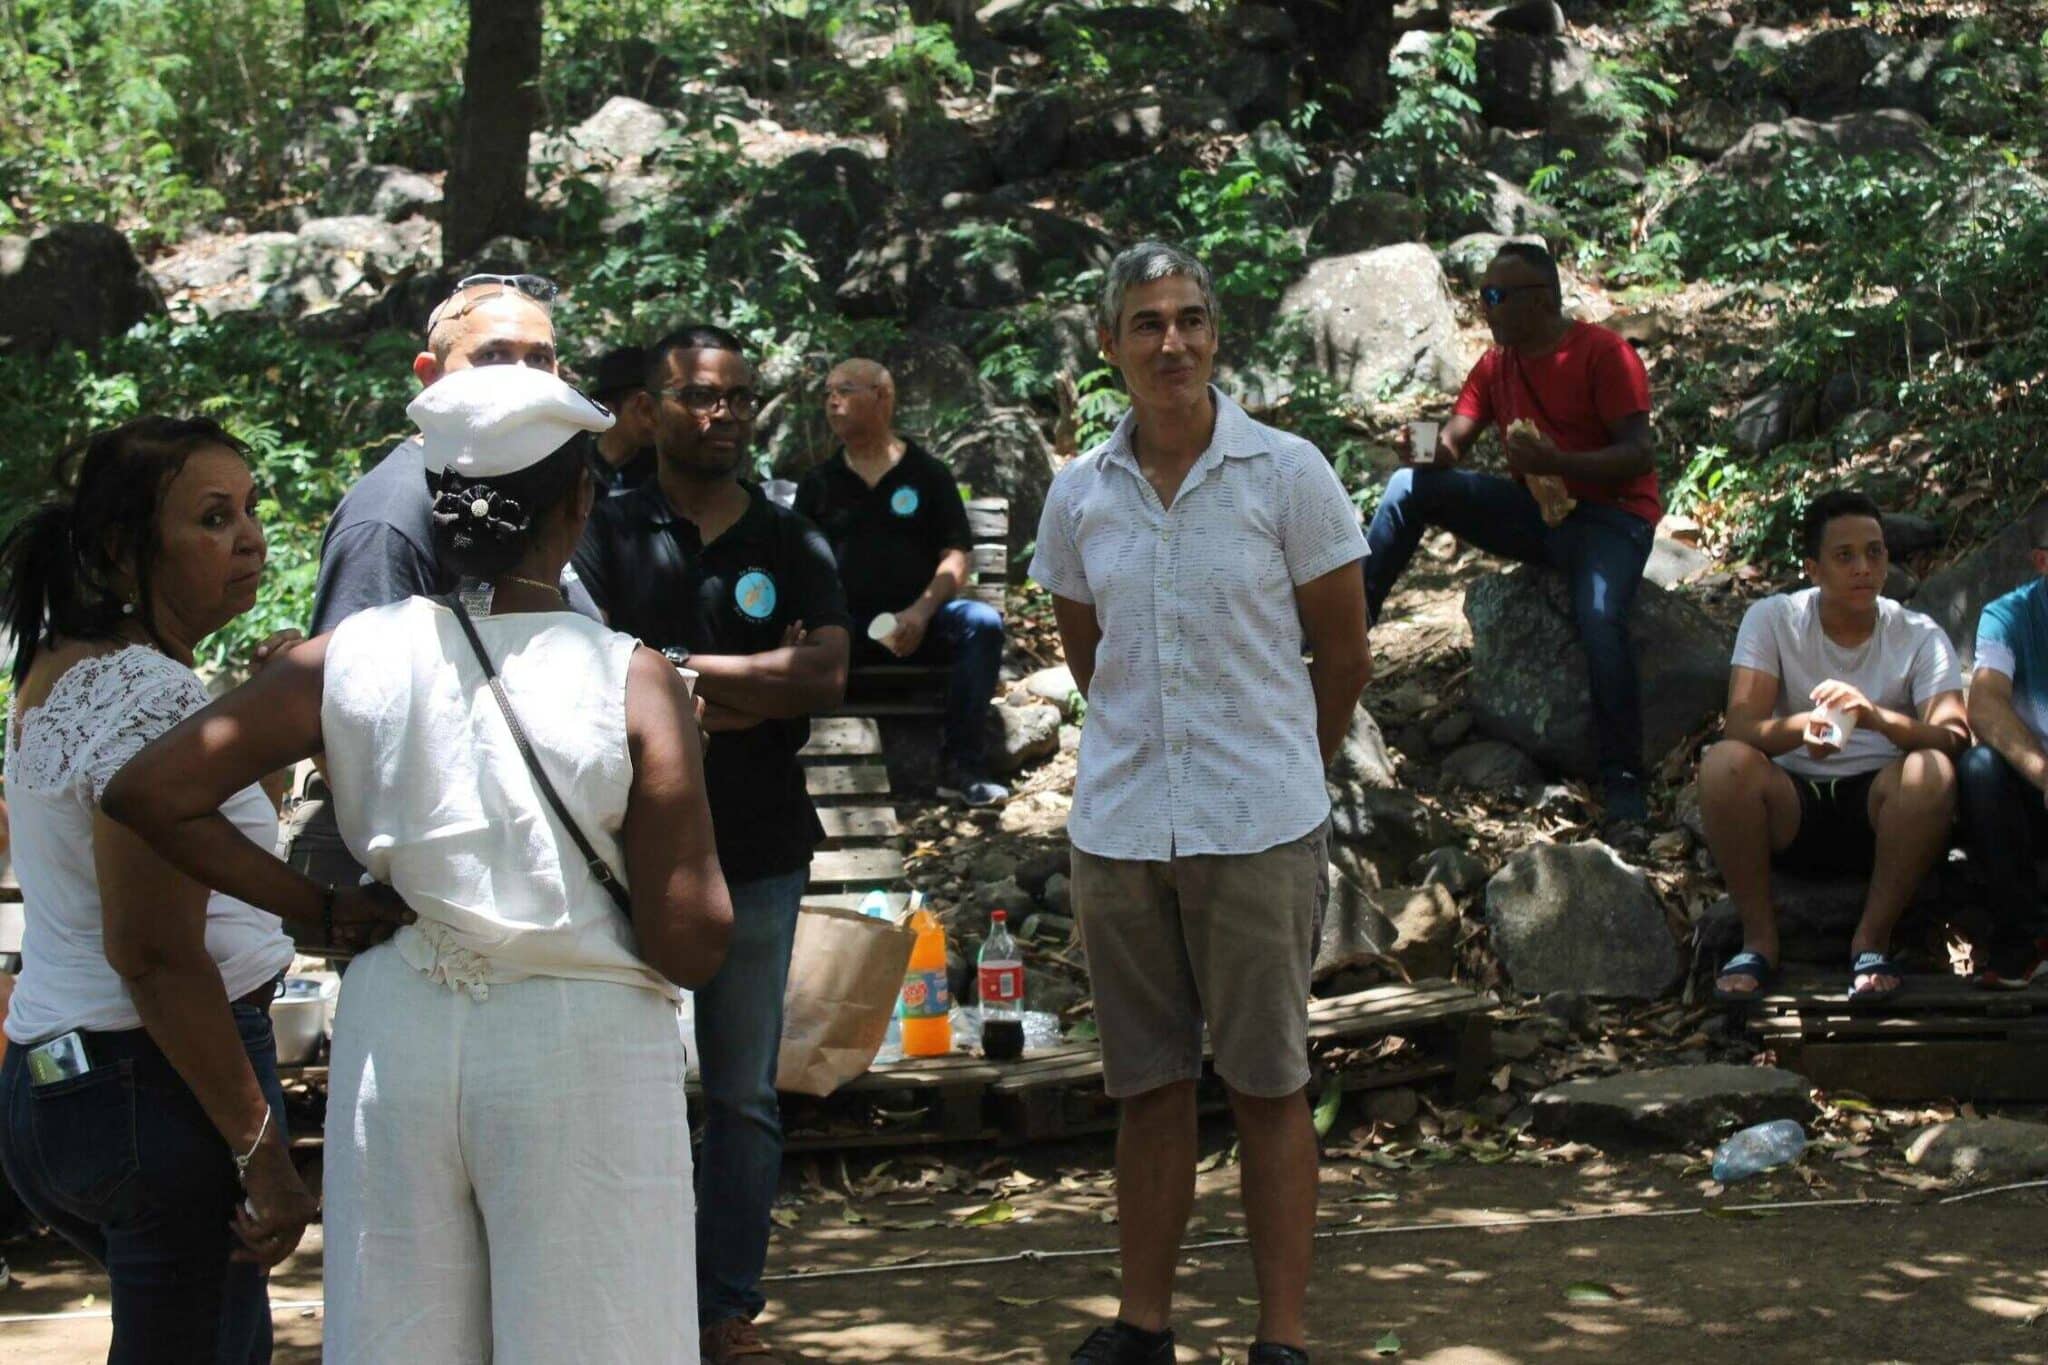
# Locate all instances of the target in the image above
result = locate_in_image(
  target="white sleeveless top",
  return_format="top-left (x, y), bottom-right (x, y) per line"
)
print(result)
top-left (3, 647), bottom-right (293, 1043)
top-left (322, 597), bottom-right (675, 1000)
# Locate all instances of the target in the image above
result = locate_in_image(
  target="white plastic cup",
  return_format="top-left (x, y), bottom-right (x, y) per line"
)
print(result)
top-left (867, 612), bottom-right (898, 643)
top-left (1409, 420), bottom-right (1441, 464)
top-left (675, 666), bottom-right (698, 701)
top-left (1809, 702), bottom-right (1857, 749)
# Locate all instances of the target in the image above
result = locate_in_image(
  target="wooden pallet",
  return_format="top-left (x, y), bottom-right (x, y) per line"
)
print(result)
top-left (838, 498), bottom-right (1008, 718)
top-left (1749, 969), bottom-right (2048, 1101)
top-left (774, 980), bottom-right (1494, 1151)
top-left (798, 715), bottom-right (905, 899)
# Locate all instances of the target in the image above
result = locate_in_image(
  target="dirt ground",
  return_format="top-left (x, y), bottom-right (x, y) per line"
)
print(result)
top-left (5, 1126), bottom-right (2045, 1365)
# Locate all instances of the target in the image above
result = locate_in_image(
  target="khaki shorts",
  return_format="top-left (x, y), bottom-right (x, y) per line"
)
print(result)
top-left (1069, 820), bottom-right (1329, 1100)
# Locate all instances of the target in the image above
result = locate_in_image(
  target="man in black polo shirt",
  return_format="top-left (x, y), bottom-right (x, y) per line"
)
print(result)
top-left (795, 357), bottom-right (1009, 806)
top-left (586, 343), bottom-right (657, 493)
top-left (572, 324), bottom-right (848, 1365)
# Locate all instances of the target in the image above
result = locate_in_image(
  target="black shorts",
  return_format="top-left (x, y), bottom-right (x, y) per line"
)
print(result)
top-left (1774, 769), bottom-right (1882, 877)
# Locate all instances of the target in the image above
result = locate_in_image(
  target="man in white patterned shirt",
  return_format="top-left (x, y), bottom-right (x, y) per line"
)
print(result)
top-left (1030, 242), bottom-right (1373, 1365)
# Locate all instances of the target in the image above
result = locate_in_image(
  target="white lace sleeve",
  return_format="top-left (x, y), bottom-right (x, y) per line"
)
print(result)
top-left (76, 655), bottom-right (214, 804)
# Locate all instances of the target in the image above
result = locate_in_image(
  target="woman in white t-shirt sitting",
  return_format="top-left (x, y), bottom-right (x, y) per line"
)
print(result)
top-left (102, 366), bottom-right (733, 1364)
top-left (0, 416), bottom-right (411, 1362)
top-left (1698, 490), bottom-right (1969, 1006)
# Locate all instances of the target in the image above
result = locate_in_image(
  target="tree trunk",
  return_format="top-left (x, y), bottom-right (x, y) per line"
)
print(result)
top-left (444, 0), bottom-right (543, 266)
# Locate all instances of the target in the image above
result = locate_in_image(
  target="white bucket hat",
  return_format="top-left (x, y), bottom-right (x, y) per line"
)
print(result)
top-left (409, 364), bottom-right (614, 479)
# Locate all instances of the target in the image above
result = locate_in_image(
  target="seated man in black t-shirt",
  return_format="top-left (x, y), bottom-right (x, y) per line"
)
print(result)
top-left (795, 358), bottom-right (1009, 807)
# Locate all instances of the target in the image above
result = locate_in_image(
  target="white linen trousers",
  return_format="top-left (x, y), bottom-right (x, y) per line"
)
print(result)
top-left (321, 942), bottom-right (698, 1363)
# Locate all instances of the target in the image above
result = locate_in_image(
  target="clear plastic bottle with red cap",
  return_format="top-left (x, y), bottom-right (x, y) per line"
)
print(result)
top-left (978, 910), bottom-right (1025, 1060)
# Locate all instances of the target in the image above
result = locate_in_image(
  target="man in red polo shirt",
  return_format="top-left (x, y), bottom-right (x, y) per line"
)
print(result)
top-left (1362, 241), bottom-right (1659, 828)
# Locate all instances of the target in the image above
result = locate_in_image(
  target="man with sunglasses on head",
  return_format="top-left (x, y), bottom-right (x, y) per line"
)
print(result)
top-left (309, 272), bottom-right (598, 631)
top-left (1361, 241), bottom-right (1659, 835)
top-left (795, 357), bottom-right (1009, 806)
top-left (572, 324), bottom-right (849, 1365)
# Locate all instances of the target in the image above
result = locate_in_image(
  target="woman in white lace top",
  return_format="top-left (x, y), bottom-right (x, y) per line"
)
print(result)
top-left (0, 416), bottom-right (409, 1362)
top-left (104, 366), bottom-right (734, 1364)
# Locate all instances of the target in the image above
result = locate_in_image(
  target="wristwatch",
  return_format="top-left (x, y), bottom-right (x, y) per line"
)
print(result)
top-left (660, 645), bottom-right (691, 669)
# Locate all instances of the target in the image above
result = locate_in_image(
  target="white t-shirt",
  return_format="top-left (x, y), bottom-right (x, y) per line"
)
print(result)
top-left (1730, 588), bottom-right (1963, 780)
top-left (3, 647), bottom-right (293, 1044)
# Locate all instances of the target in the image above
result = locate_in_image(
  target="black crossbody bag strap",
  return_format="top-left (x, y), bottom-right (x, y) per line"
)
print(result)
top-left (445, 596), bottom-right (633, 915)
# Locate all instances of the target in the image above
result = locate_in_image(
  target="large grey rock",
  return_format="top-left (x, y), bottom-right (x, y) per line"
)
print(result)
top-left (1907, 1118), bottom-right (2048, 1184)
top-left (1464, 566), bottom-right (1733, 778)
top-left (1860, 38), bottom-right (1950, 118)
top-left (1730, 385), bottom-right (1804, 456)
top-left (149, 232), bottom-right (301, 317)
top-left (1714, 109), bottom-right (1936, 180)
top-left (1329, 786), bottom-right (1451, 886)
top-left (1416, 846), bottom-right (1492, 898)
top-left (1278, 243), bottom-right (1466, 401)
top-left (744, 147), bottom-right (888, 290)
top-left (1674, 96), bottom-right (1790, 161)
top-left (892, 117), bottom-right (995, 203)
top-left (1316, 869), bottom-right (1396, 983)
top-left (836, 205), bottom-right (1115, 320)
top-left (1644, 537), bottom-right (1714, 589)
top-left (1909, 501), bottom-right (2048, 667)
top-left (262, 215), bottom-right (440, 319)
top-left (1327, 704), bottom-right (1399, 797)
top-left (1210, 49), bottom-right (1294, 129)
top-left (1308, 190), bottom-right (1425, 258)
top-left (1377, 884), bottom-right (1462, 979)
top-left (1531, 1064), bottom-right (1814, 1147)
top-left (1488, 1), bottom-right (1566, 37)
top-left (1228, 4), bottom-right (1298, 51)
top-left (1441, 739), bottom-right (1543, 792)
top-left (1063, 92), bottom-right (1235, 167)
top-left (1485, 842), bottom-right (1680, 998)
top-left (992, 93), bottom-right (1075, 183)
top-left (536, 94), bottom-right (677, 173)
top-left (1718, 25), bottom-right (1891, 117)
top-left (1431, 170), bottom-right (1565, 240)
top-left (0, 223), bottom-right (164, 355)
top-left (1023, 665), bottom-right (1079, 714)
top-left (1476, 34), bottom-right (1598, 130)
top-left (325, 164), bottom-right (443, 222)
top-left (987, 700), bottom-right (1061, 776)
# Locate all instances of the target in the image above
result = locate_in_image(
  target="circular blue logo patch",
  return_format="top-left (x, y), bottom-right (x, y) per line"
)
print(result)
top-left (889, 485), bottom-right (921, 517)
top-left (733, 570), bottom-right (777, 622)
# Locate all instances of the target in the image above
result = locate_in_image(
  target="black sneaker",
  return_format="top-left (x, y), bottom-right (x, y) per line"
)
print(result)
top-left (938, 765), bottom-right (1010, 808)
top-left (1070, 1322), bottom-right (1176, 1363)
top-left (1249, 1345), bottom-right (1312, 1365)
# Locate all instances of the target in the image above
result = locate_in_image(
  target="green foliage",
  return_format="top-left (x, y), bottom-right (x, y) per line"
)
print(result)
top-left (1367, 28), bottom-right (1481, 209)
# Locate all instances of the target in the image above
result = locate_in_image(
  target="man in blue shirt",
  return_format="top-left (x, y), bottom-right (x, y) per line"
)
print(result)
top-left (1962, 547), bottom-right (2048, 987)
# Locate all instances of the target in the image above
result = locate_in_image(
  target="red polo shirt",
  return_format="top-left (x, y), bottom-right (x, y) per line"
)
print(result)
top-left (1452, 321), bottom-right (1660, 525)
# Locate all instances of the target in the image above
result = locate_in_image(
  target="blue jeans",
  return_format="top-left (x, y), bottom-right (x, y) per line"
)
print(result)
top-left (1959, 744), bottom-right (2048, 968)
top-left (1365, 466), bottom-right (1655, 780)
top-left (693, 866), bottom-right (807, 1326)
top-left (857, 597), bottom-right (1006, 771)
top-left (0, 1002), bottom-right (286, 1364)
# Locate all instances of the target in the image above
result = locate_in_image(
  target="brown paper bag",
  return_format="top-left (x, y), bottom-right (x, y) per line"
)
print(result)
top-left (775, 903), bottom-right (917, 1097)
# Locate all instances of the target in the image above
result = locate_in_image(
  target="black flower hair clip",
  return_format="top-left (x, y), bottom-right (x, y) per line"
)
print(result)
top-left (431, 480), bottom-right (527, 539)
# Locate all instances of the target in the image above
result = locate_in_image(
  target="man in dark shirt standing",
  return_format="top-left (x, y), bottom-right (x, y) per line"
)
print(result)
top-left (573, 325), bottom-right (849, 1365)
top-left (309, 274), bottom-right (591, 633)
top-left (587, 343), bottom-right (658, 494)
top-left (795, 358), bottom-right (1009, 806)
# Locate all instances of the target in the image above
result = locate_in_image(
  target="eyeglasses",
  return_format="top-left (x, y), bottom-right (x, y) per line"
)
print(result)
top-left (658, 385), bottom-right (758, 419)
top-left (1480, 283), bottom-right (1549, 308)
top-left (455, 273), bottom-right (559, 305)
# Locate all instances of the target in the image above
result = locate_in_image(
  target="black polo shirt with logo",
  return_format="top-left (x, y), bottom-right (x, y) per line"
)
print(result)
top-left (793, 441), bottom-right (974, 621)
top-left (572, 480), bottom-right (849, 883)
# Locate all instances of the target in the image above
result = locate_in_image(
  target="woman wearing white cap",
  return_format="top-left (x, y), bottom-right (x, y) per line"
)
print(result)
top-left (103, 364), bottom-right (734, 1363)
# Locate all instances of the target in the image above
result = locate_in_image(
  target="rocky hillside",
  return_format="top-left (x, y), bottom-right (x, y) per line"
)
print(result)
top-left (3, 2), bottom-right (2046, 998)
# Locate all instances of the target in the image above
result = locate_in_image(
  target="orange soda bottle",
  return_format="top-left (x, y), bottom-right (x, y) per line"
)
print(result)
top-left (898, 905), bottom-right (953, 1057)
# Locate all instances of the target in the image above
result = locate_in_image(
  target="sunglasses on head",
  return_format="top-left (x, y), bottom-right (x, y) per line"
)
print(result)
top-left (454, 272), bottom-right (560, 305)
